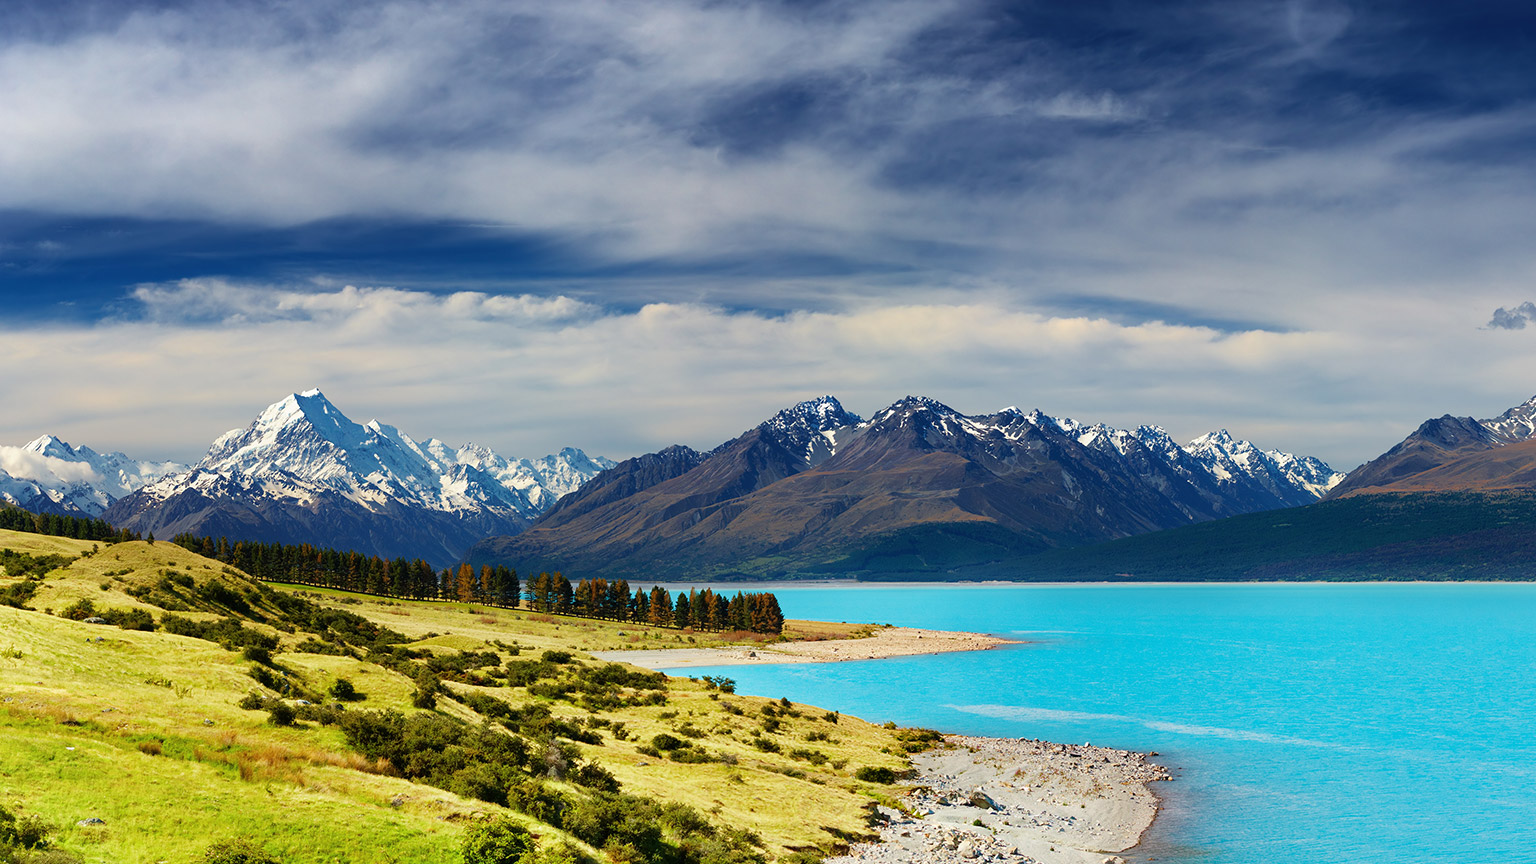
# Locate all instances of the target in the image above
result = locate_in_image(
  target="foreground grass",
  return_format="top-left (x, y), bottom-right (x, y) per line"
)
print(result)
top-left (0, 529), bottom-right (919, 863)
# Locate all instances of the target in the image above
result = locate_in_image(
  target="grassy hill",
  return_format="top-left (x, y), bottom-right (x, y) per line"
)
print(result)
top-left (0, 530), bottom-right (919, 864)
top-left (847, 491), bottom-right (1536, 581)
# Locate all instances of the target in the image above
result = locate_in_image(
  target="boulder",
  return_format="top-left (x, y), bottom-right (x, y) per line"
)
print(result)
top-left (967, 789), bottom-right (999, 810)
top-left (82, 617), bottom-right (106, 624)
top-left (76, 818), bottom-right (105, 827)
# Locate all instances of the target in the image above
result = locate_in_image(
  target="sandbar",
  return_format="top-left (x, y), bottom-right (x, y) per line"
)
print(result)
top-left (590, 626), bottom-right (1018, 669)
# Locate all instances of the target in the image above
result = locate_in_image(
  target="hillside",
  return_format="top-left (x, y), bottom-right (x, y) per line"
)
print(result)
top-left (867, 492), bottom-right (1536, 582)
top-left (0, 528), bottom-right (921, 864)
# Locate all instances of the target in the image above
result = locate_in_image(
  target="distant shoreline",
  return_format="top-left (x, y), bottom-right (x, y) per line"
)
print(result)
top-left (592, 624), bottom-right (1021, 669)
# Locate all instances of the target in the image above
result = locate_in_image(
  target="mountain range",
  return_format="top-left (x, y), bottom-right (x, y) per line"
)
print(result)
top-left (466, 395), bottom-right (1343, 580)
top-left (0, 437), bottom-right (185, 518)
top-left (5, 390), bottom-right (612, 568)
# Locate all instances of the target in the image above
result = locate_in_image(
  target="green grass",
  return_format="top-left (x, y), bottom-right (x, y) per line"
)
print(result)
top-left (0, 528), bottom-right (923, 863)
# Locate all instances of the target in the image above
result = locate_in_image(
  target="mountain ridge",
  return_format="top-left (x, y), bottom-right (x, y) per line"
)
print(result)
top-left (468, 395), bottom-right (1342, 579)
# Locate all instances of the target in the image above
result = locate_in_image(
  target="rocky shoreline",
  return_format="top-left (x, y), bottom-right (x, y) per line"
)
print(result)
top-left (826, 735), bottom-right (1171, 864)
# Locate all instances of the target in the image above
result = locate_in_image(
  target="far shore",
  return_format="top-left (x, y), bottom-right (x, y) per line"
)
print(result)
top-left (591, 625), bottom-right (1020, 669)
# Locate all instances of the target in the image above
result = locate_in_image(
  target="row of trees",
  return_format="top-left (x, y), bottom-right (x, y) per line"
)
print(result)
top-left (170, 533), bottom-right (786, 635)
top-left (523, 572), bottom-right (784, 634)
top-left (0, 506), bottom-right (135, 543)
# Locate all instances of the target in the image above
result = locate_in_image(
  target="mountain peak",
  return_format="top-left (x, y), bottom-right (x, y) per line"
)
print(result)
top-left (764, 396), bottom-right (862, 433)
top-left (23, 435), bottom-right (75, 458)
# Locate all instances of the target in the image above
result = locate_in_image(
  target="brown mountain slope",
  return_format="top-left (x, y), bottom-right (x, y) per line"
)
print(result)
top-left (1333, 437), bottom-right (1536, 495)
top-left (1326, 415), bottom-right (1501, 497)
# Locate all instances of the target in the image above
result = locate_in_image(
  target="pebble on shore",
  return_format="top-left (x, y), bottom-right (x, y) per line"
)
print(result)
top-left (824, 735), bottom-right (1169, 864)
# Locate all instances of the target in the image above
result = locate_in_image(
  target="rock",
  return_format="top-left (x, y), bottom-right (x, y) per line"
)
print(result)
top-left (967, 789), bottom-right (999, 810)
top-left (83, 617), bottom-right (106, 624)
top-left (294, 699), bottom-right (312, 706)
top-left (76, 818), bottom-right (105, 827)
top-left (389, 795), bottom-right (407, 808)
top-left (957, 839), bottom-right (977, 859)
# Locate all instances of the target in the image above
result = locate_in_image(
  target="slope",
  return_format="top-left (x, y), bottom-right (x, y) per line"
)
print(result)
top-left (0, 527), bottom-right (921, 863)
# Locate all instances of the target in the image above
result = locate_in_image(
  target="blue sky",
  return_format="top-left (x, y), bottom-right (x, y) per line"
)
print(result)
top-left (3, 0), bottom-right (1536, 468)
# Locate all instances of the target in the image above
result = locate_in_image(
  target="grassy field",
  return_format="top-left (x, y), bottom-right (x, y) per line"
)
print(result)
top-left (0, 529), bottom-right (918, 864)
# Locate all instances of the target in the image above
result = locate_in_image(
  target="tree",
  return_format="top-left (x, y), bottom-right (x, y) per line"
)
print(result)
top-left (456, 563), bottom-right (476, 603)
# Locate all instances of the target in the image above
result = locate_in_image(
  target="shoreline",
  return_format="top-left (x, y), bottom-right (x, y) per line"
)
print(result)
top-left (590, 625), bottom-right (1020, 669)
top-left (828, 735), bottom-right (1171, 864)
top-left (593, 627), bottom-right (1169, 863)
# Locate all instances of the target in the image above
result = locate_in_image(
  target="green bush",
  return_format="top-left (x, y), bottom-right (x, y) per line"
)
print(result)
top-left (330, 678), bottom-right (361, 702)
top-left (202, 837), bottom-right (281, 864)
top-left (460, 818), bottom-right (534, 864)
top-left (854, 766), bottom-right (896, 784)
top-left (60, 599), bottom-right (97, 621)
top-left (266, 702), bottom-right (295, 727)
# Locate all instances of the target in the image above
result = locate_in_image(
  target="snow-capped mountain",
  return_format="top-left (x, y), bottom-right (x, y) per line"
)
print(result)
top-left (0, 436), bottom-right (184, 517)
top-left (468, 394), bottom-right (1341, 580)
top-left (103, 390), bottom-right (612, 566)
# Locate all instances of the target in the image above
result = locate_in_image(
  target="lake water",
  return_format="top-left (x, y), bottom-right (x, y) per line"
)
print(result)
top-left (683, 583), bottom-right (1536, 863)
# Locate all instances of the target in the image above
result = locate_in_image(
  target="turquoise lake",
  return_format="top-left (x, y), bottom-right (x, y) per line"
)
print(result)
top-left (682, 583), bottom-right (1536, 863)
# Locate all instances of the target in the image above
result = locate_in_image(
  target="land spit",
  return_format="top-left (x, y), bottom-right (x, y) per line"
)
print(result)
top-left (828, 735), bottom-right (1171, 864)
top-left (590, 626), bottom-right (1019, 669)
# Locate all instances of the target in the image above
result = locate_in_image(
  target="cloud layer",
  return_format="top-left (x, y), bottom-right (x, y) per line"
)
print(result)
top-left (0, 281), bottom-right (1531, 470)
top-left (3, 2), bottom-right (1536, 469)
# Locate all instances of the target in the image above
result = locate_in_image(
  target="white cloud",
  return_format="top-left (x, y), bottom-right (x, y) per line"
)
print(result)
top-left (0, 447), bottom-right (103, 486)
top-left (3, 282), bottom-right (1531, 471)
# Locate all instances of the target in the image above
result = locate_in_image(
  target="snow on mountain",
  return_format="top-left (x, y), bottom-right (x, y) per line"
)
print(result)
top-left (993, 406), bottom-right (1342, 502)
top-left (753, 395), bottom-right (865, 467)
top-left (140, 389), bottom-right (612, 520)
top-left (1479, 394), bottom-right (1536, 442)
top-left (0, 435), bottom-right (184, 516)
top-left (103, 390), bottom-right (614, 567)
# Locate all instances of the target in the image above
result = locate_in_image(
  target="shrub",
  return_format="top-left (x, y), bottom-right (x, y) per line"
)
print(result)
top-left (854, 766), bottom-right (896, 784)
top-left (202, 837), bottom-right (281, 864)
top-left (103, 608), bottom-right (156, 631)
top-left (60, 598), bottom-right (97, 621)
top-left (460, 818), bottom-right (535, 864)
top-left (267, 702), bottom-right (295, 727)
top-left (330, 678), bottom-right (361, 702)
top-left (242, 646), bottom-right (272, 665)
top-left (649, 734), bottom-right (683, 752)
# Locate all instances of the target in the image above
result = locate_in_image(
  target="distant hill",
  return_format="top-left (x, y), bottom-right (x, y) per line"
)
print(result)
top-left (854, 491), bottom-right (1536, 581)
top-left (468, 395), bottom-right (1342, 580)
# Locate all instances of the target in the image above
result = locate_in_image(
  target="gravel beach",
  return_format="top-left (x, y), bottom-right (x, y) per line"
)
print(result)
top-left (826, 735), bottom-right (1171, 864)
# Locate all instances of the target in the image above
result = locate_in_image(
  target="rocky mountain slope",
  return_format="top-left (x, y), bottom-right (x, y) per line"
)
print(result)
top-left (1328, 395), bottom-right (1536, 497)
top-left (0, 435), bottom-right (184, 516)
top-left (468, 395), bottom-right (1342, 579)
top-left (103, 390), bottom-right (612, 566)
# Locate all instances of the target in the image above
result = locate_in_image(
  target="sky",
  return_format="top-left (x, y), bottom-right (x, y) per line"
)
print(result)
top-left (4, 0), bottom-right (1536, 470)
